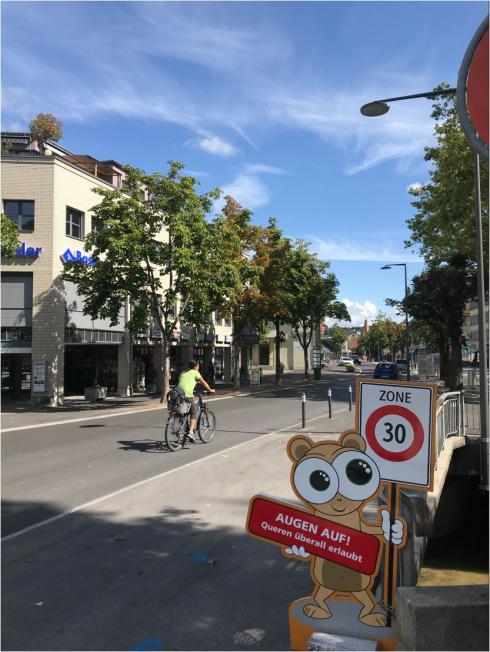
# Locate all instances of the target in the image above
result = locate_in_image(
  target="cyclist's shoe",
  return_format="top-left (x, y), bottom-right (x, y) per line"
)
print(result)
top-left (187, 431), bottom-right (196, 443)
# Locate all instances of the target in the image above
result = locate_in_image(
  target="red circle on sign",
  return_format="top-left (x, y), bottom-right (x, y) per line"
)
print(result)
top-left (365, 405), bottom-right (424, 462)
top-left (467, 28), bottom-right (489, 147)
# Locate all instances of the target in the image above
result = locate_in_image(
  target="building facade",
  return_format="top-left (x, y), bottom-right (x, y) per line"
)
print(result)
top-left (1, 133), bottom-right (232, 404)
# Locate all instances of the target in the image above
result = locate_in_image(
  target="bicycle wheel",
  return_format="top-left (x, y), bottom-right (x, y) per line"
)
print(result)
top-left (198, 409), bottom-right (216, 443)
top-left (165, 415), bottom-right (184, 451)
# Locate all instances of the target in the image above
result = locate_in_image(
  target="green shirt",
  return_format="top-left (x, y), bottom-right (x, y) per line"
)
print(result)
top-left (178, 369), bottom-right (202, 398)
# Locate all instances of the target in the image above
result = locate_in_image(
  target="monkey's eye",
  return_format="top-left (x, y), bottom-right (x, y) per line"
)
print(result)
top-left (293, 457), bottom-right (339, 505)
top-left (333, 451), bottom-right (380, 500)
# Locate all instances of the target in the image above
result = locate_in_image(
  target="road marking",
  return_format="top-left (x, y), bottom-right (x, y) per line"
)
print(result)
top-left (1, 382), bottom-right (329, 433)
top-left (0, 393), bottom-right (252, 433)
top-left (2, 407), bottom-right (348, 542)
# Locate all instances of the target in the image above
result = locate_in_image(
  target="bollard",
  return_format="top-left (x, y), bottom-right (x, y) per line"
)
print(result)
top-left (327, 387), bottom-right (332, 419)
top-left (301, 392), bottom-right (306, 429)
top-left (348, 385), bottom-right (352, 411)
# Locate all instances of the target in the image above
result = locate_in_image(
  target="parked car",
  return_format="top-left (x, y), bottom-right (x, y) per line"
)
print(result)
top-left (352, 356), bottom-right (362, 365)
top-left (396, 359), bottom-right (408, 374)
top-left (338, 356), bottom-right (352, 366)
top-left (373, 361), bottom-right (401, 380)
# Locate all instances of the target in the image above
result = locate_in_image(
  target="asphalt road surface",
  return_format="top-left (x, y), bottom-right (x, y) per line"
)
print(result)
top-left (1, 369), bottom-right (369, 651)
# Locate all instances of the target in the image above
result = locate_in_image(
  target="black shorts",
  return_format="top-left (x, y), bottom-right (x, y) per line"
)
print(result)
top-left (188, 398), bottom-right (196, 418)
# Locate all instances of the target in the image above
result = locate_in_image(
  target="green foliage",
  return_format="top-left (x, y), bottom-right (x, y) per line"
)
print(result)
top-left (327, 325), bottom-right (350, 351)
top-left (284, 241), bottom-right (350, 376)
top-left (62, 161), bottom-right (236, 397)
top-left (405, 88), bottom-right (489, 269)
top-left (29, 113), bottom-right (63, 143)
top-left (404, 261), bottom-right (475, 388)
top-left (0, 214), bottom-right (20, 258)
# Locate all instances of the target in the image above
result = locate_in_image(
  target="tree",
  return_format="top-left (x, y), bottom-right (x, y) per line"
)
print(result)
top-left (391, 257), bottom-right (475, 389)
top-left (285, 242), bottom-right (350, 378)
top-left (29, 113), bottom-right (63, 144)
top-left (359, 318), bottom-right (389, 361)
top-left (405, 87), bottom-right (488, 271)
top-left (251, 219), bottom-right (294, 384)
top-left (62, 161), bottom-right (233, 401)
top-left (328, 325), bottom-right (350, 353)
top-left (215, 196), bottom-right (262, 389)
top-left (0, 214), bottom-right (20, 258)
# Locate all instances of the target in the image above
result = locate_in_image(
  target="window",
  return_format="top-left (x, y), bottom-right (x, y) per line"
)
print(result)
top-left (91, 216), bottom-right (104, 233)
top-left (3, 200), bottom-right (35, 232)
top-left (66, 207), bottom-right (84, 239)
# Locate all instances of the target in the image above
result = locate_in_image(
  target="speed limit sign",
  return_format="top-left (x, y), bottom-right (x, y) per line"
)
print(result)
top-left (356, 378), bottom-right (436, 490)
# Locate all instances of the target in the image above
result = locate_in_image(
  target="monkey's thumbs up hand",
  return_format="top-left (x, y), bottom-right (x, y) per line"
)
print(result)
top-left (381, 509), bottom-right (404, 545)
top-left (284, 544), bottom-right (310, 559)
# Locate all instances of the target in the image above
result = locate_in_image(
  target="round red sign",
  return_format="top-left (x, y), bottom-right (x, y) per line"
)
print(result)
top-left (458, 17), bottom-right (489, 160)
top-left (365, 405), bottom-right (424, 462)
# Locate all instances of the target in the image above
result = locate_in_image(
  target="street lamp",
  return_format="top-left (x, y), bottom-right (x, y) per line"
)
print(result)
top-left (381, 263), bottom-right (410, 381)
top-left (360, 88), bottom-right (456, 117)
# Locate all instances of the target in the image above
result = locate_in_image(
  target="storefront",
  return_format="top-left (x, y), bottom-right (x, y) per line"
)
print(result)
top-left (1, 273), bottom-right (33, 399)
top-left (64, 344), bottom-right (118, 395)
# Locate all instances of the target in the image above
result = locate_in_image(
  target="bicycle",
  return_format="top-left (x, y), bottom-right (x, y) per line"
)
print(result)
top-left (164, 390), bottom-right (217, 451)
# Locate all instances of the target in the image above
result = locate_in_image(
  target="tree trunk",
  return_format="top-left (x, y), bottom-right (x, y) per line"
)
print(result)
top-left (303, 343), bottom-right (309, 379)
top-left (160, 336), bottom-right (171, 404)
top-left (447, 335), bottom-right (463, 390)
top-left (438, 335), bottom-right (450, 382)
top-left (233, 334), bottom-right (241, 390)
top-left (274, 318), bottom-right (282, 385)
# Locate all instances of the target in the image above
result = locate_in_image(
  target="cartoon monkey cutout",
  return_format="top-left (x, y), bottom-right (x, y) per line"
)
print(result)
top-left (285, 432), bottom-right (406, 627)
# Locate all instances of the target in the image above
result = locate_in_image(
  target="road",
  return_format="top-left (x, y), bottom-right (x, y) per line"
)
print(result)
top-left (2, 369), bottom-right (366, 651)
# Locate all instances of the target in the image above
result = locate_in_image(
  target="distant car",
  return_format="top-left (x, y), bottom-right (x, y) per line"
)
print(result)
top-left (353, 356), bottom-right (362, 365)
top-left (373, 362), bottom-right (401, 380)
top-left (338, 356), bottom-right (352, 366)
top-left (396, 359), bottom-right (408, 374)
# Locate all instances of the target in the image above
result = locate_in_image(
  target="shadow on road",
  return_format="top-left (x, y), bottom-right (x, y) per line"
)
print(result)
top-left (2, 498), bottom-right (309, 651)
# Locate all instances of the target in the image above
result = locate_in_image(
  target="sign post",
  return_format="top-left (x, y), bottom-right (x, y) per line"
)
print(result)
top-left (356, 377), bottom-right (436, 623)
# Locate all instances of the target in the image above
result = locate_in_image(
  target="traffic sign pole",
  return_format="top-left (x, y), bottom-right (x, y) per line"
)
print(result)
top-left (385, 482), bottom-right (400, 627)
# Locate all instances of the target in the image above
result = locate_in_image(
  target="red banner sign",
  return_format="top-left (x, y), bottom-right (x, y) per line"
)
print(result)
top-left (247, 495), bottom-right (380, 575)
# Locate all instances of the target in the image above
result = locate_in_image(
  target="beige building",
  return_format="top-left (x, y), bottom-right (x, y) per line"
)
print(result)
top-left (1, 133), bottom-right (232, 404)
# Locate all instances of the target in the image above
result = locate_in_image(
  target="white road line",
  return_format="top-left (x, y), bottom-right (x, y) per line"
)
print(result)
top-left (1, 383), bottom-right (330, 433)
top-left (1, 393), bottom-right (241, 433)
top-left (2, 407), bottom-right (348, 542)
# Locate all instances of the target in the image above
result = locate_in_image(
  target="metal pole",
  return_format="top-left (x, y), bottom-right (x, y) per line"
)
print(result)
top-left (348, 385), bottom-right (352, 411)
top-left (473, 153), bottom-right (489, 488)
top-left (404, 264), bottom-right (411, 381)
top-left (302, 392), bottom-right (306, 429)
top-left (328, 387), bottom-right (332, 418)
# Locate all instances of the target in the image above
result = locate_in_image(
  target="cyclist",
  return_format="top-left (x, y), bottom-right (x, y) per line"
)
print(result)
top-left (177, 360), bottom-right (215, 442)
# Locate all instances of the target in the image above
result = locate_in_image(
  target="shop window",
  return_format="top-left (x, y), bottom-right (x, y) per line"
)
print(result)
top-left (3, 200), bottom-right (35, 232)
top-left (1, 327), bottom-right (32, 343)
top-left (66, 207), bottom-right (84, 239)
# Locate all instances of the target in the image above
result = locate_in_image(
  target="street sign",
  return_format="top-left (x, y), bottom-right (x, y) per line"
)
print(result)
top-left (247, 495), bottom-right (380, 574)
top-left (357, 378), bottom-right (436, 490)
top-left (457, 16), bottom-right (489, 160)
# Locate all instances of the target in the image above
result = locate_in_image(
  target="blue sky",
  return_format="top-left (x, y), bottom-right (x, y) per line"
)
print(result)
top-left (2, 1), bottom-right (487, 326)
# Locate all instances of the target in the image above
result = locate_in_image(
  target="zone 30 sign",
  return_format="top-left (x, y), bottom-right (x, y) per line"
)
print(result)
top-left (357, 378), bottom-right (436, 489)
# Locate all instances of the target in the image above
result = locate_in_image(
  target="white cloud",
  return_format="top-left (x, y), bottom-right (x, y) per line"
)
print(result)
top-left (190, 136), bottom-right (237, 157)
top-left (309, 237), bottom-right (423, 263)
top-left (2, 3), bottom-right (437, 175)
top-left (244, 163), bottom-right (288, 175)
top-left (407, 182), bottom-right (423, 193)
top-left (340, 298), bottom-right (378, 326)
top-left (221, 173), bottom-right (270, 209)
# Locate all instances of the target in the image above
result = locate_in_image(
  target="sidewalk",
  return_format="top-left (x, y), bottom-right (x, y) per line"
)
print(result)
top-left (2, 408), bottom-right (355, 652)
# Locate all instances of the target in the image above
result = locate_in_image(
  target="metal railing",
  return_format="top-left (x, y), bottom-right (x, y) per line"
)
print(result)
top-left (436, 391), bottom-right (465, 456)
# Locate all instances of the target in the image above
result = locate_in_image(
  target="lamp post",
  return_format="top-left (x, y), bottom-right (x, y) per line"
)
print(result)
top-left (381, 263), bottom-right (410, 380)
